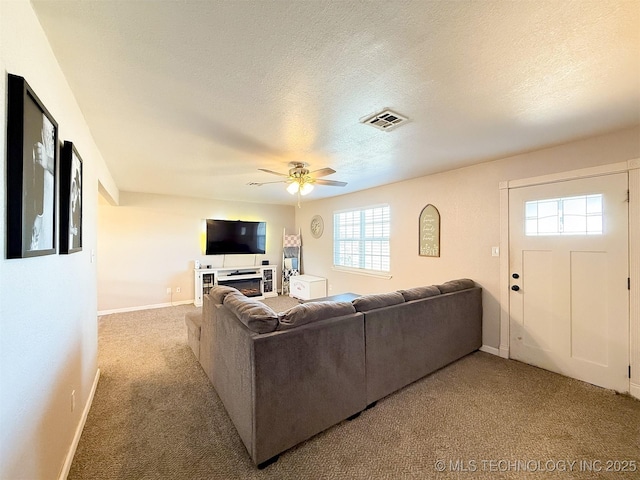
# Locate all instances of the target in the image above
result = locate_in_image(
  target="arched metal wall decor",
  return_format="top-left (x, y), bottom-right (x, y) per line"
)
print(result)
top-left (419, 204), bottom-right (440, 257)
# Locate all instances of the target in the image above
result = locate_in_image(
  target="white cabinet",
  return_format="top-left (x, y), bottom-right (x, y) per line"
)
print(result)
top-left (194, 265), bottom-right (278, 306)
top-left (289, 275), bottom-right (327, 300)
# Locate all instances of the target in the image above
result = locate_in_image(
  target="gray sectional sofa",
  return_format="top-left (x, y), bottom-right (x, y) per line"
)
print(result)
top-left (185, 279), bottom-right (482, 467)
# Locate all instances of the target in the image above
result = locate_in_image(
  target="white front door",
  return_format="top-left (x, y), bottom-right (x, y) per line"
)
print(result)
top-left (509, 173), bottom-right (629, 392)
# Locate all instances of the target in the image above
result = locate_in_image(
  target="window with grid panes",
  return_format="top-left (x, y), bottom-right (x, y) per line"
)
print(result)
top-left (333, 205), bottom-right (390, 272)
top-left (525, 194), bottom-right (603, 236)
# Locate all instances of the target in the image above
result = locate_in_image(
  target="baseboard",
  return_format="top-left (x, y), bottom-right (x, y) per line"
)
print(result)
top-left (631, 382), bottom-right (640, 401)
top-left (480, 345), bottom-right (500, 356)
top-left (499, 344), bottom-right (510, 359)
top-left (98, 299), bottom-right (194, 316)
top-left (58, 368), bottom-right (100, 480)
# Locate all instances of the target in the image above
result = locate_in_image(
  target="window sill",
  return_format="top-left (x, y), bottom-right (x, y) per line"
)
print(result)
top-left (332, 266), bottom-right (392, 279)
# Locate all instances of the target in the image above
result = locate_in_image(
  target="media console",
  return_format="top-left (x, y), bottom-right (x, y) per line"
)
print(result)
top-left (193, 265), bottom-right (277, 307)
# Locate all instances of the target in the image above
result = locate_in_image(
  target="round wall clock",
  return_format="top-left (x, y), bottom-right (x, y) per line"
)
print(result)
top-left (310, 215), bottom-right (324, 238)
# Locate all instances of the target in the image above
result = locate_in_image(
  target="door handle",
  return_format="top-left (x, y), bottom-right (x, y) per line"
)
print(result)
top-left (511, 285), bottom-right (520, 291)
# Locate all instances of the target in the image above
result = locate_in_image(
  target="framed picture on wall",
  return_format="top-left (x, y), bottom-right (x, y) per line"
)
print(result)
top-left (419, 204), bottom-right (440, 257)
top-left (60, 141), bottom-right (83, 254)
top-left (6, 74), bottom-right (58, 259)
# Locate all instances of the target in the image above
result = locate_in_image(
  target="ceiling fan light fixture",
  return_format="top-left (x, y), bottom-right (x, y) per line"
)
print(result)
top-left (287, 182), bottom-right (300, 195)
top-left (300, 182), bottom-right (314, 196)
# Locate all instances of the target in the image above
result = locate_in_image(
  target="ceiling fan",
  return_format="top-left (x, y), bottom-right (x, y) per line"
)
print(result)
top-left (249, 162), bottom-right (347, 197)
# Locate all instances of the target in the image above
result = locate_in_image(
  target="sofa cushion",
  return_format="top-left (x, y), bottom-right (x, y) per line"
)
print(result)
top-left (352, 291), bottom-right (405, 312)
top-left (437, 278), bottom-right (476, 294)
top-left (209, 285), bottom-right (239, 304)
top-left (278, 301), bottom-right (356, 330)
top-left (223, 292), bottom-right (278, 334)
top-left (398, 285), bottom-right (441, 302)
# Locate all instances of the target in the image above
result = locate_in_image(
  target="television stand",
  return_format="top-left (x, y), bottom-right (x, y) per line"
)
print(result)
top-left (193, 265), bottom-right (278, 306)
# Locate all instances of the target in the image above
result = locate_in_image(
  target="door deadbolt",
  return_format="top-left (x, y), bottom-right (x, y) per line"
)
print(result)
top-left (512, 273), bottom-right (520, 279)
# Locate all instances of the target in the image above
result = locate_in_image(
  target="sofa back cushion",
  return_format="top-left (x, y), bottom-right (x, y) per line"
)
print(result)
top-left (352, 291), bottom-right (405, 312)
top-left (210, 285), bottom-right (239, 304)
top-left (398, 285), bottom-right (441, 302)
top-left (278, 301), bottom-right (356, 330)
top-left (437, 278), bottom-right (476, 294)
top-left (223, 291), bottom-right (278, 333)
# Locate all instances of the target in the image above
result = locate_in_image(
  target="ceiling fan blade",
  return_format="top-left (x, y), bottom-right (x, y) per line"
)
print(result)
top-left (314, 179), bottom-right (347, 187)
top-left (309, 167), bottom-right (336, 178)
top-left (248, 180), bottom-right (289, 186)
top-left (258, 168), bottom-right (288, 177)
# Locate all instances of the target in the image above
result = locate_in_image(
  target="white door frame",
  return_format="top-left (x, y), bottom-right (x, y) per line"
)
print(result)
top-left (498, 159), bottom-right (640, 399)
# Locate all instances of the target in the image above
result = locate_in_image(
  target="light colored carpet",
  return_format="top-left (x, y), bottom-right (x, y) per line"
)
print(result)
top-left (69, 300), bottom-right (640, 479)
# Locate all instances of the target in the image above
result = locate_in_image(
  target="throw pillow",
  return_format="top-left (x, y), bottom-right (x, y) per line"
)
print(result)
top-left (437, 278), bottom-right (476, 294)
top-left (278, 301), bottom-right (356, 330)
top-left (223, 291), bottom-right (278, 334)
top-left (352, 291), bottom-right (405, 312)
top-left (209, 285), bottom-right (239, 304)
top-left (398, 285), bottom-right (441, 302)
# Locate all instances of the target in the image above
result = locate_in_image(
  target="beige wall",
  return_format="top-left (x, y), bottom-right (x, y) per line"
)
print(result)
top-left (97, 192), bottom-right (295, 312)
top-left (296, 126), bottom-right (640, 349)
top-left (0, 1), bottom-right (118, 478)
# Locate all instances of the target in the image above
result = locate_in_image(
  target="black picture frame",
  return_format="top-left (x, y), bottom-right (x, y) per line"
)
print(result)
top-left (6, 74), bottom-right (58, 259)
top-left (60, 141), bottom-right (83, 254)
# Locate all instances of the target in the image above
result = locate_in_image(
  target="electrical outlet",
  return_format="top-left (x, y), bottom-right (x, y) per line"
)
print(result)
top-left (166, 287), bottom-right (171, 294)
top-left (176, 287), bottom-right (181, 293)
top-left (71, 390), bottom-right (76, 412)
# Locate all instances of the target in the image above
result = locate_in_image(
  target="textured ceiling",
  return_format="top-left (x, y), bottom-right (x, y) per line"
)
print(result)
top-left (31, 0), bottom-right (640, 205)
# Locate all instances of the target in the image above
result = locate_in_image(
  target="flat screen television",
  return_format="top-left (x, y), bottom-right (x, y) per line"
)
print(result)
top-left (205, 219), bottom-right (266, 255)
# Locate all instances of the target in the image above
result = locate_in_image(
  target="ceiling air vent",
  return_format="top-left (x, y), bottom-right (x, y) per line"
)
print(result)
top-left (361, 109), bottom-right (408, 131)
